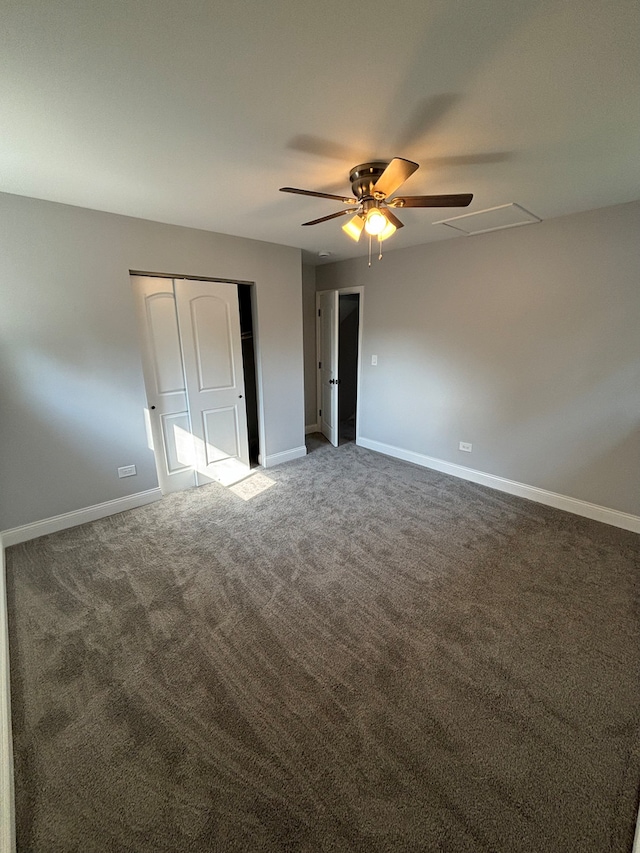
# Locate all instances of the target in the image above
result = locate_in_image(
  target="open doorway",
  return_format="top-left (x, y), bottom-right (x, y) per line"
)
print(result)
top-left (338, 293), bottom-right (360, 444)
top-left (316, 287), bottom-right (363, 448)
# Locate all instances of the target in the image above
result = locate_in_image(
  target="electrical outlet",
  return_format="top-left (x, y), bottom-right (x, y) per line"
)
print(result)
top-left (459, 442), bottom-right (472, 453)
top-left (118, 465), bottom-right (137, 478)
top-left (371, 354), bottom-right (378, 365)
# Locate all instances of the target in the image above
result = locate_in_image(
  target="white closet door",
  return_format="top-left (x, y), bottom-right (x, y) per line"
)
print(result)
top-left (174, 279), bottom-right (250, 485)
top-left (132, 275), bottom-right (196, 494)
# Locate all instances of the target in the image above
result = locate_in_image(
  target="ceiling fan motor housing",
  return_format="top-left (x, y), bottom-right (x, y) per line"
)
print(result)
top-left (349, 162), bottom-right (389, 201)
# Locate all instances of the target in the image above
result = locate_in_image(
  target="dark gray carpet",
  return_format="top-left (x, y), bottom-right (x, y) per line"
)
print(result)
top-left (6, 437), bottom-right (640, 852)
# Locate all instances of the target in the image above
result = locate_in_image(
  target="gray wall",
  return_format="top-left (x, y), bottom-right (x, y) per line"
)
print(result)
top-left (317, 201), bottom-right (640, 517)
top-left (0, 193), bottom-right (304, 531)
top-left (301, 263), bottom-right (317, 428)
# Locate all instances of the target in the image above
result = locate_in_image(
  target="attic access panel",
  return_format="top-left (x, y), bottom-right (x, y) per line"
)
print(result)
top-left (434, 203), bottom-right (541, 235)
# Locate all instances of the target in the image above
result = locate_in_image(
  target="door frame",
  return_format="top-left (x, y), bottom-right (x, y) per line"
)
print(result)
top-left (315, 286), bottom-right (364, 445)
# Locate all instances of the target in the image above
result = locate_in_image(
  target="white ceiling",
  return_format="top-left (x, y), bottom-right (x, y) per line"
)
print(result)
top-left (2, 0), bottom-right (639, 264)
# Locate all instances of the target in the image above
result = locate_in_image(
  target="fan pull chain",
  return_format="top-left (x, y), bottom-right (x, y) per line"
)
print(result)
top-left (368, 234), bottom-right (372, 267)
top-left (378, 239), bottom-right (383, 261)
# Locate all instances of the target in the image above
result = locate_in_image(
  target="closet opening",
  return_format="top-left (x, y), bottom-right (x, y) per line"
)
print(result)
top-left (238, 283), bottom-right (260, 466)
top-left (132, 274), bottom-right (260, 493)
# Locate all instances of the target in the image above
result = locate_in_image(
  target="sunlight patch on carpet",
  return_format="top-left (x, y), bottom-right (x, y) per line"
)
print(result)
top-left (229, 472), bottom-right (276, 501)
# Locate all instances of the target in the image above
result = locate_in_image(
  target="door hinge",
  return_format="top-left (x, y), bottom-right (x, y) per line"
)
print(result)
top-left (318, 309), bottom-right (321, 317)
top-left (318, 361), bottom-right (321, 369)
top-left (319, 409), bottom-right (321, 416)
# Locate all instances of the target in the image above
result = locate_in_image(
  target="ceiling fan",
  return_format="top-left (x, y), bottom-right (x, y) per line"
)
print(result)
top-left (280, 158), bottom-right (473, 244)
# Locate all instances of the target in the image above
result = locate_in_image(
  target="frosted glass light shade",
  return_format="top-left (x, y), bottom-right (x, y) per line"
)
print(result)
top-left (377, 219), bottom-right (397, 241)
top-left (342, 214), bottom-right (365, 241)
top-left (364, 208), bottom-right (387, 236)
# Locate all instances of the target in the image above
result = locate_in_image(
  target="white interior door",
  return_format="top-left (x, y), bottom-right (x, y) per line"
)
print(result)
top-left (174, 279), bottom-right (251, 486)
top-left (132, 275), bottom-right (197, 494)
top-left (318, 289), bottom-right (339, 447)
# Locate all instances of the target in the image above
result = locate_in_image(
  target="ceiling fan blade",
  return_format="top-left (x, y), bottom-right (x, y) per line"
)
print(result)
top-left (395, 94), bottom-right (462, 150)
top-left (301, 208), bottom-right (359, 226)
top-left (383, 209), bottom-right (404, 230)
top-left (373, 158), bottom-right (419, 199)
top-left (389, 193), bottom-right (473, 208)
top-left (280, 187), bottom-right (354, 204)
top-left (421, 152), bottom-right (512, 168)
top-left (287, 134), bottom-right (362, 162)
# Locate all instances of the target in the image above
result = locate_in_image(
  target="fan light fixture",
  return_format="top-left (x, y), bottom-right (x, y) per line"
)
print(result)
top-left (342, 211), bottom-right (397, 243)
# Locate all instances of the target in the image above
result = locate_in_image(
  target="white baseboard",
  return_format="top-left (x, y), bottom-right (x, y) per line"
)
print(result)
top-left (0, 539), bottom-right (16, 853)
top-left (357, 437), bottom-right (640, 534)
top-left (262, 445), bottom-right (307, 468)
top-left (305, 423), bottom-right (319, 435)
top-left (0, 489), bottom-right (163, 548)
